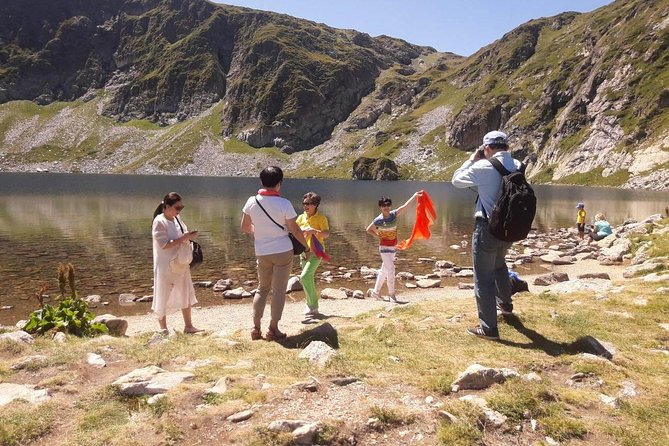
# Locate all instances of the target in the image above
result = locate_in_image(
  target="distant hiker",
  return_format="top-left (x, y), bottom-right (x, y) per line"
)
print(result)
top-left (366, 191), bottom-right (423, 303)
top-left (241, 166), bottom-right (309, 341)
top-left (587, 212), bottom-right (612, 244)
top-left (151, 192), bottom-right (203, 334)
top-left (451, 130), bottom-right (525, 341)
top-left (297, 191), bottom-right (330, 318)
top-left (576, 202), bottom-right (587, 240)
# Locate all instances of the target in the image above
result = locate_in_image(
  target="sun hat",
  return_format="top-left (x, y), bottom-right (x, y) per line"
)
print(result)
top-left (576, 203), bottom-right (585, 209)
top-left (482, 130), bottom-right (509, 146)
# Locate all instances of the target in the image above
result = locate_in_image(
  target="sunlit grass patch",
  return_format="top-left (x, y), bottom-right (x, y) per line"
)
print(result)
top-left (369, 404), bottom-right (416, 428)
top-left (247, 427), bottom-right (296, 446)
top-left (0, 401), bottom-right (56, 446)
top-left (436, 400), bottom-right (484, 446)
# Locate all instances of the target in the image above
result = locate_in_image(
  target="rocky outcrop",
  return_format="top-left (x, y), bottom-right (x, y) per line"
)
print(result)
top-left (352, 157), bottom-right (400, 180)
top-left (0, 0), bottom-right (431, 149)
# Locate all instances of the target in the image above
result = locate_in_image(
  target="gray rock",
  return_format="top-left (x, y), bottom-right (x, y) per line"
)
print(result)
top-left (223, 287), bottom-right (252, 299)
top-left (0, 383), bottom-right (51, 406)
top-left (213, 279), bottom-right (233, 292)
top-left (0, 330), bottom-right (33, 344)
top-left (268, 419), bottom-right (312, 433)
top-left (112, 365), bottom-right (194, 396)
top-left (11, 355), bottom-right (48, 371)
top-left (599, 393), bottom-right (620, 409)
top-left (118, 293), bottom-right (139, 305)
top-left (93, 314), bottom-right (128, 337)
top-left (287, 276), bottom-right (303, 292)
top-left (452, 364), bottom-right (520, 391)
top-left (85, 295), bottom-right (102, 303)
top-left (533, 272), bottom-right (569, 286)
top-left (205, 377), bottom-right (230, 395)
top-left (320, 288), bottom-right (348, 300)
top-left (292, 377), bottom-right (320, 392)
top-left (599, 238), bottom-right (632, 261)
top-left (52, 332), bottom-right (67, 343)
top-left (352, 290), bottom-right (365, 299)
top-left (416, 278), bottom-right (441, 288)
top-left (227, 409), bottom-right (254, 423)
top-left (147, 393), bottom-right (167, 405)
top-left (618, 380), bottom-right (637, 398)
top-left (331, 377), bottom-right (360, 386)
top-left (577, 272), bottom-right (610, 280)
top-left (86, 352), bottom-right (107, 368)
top-left (642, 272), bottom-right (669, 282)
top-left (435, 260), bottom-right (455, 269)
top-left (575, 336), bottom-right (617, 360)
top-left (549, 279), bottom-right (613, 294)
top-left (293, 422), bottom-right (320, 445)
top-left (298, 340), bottom-right (337, 366)
top-left (194, 281), bottom-right (213, 288)
top-left (360, 266), bottom-right (378, 277)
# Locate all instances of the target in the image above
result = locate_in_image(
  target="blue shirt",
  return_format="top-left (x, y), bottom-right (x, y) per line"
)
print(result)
top-left (451, 151), bottom-right (522, 219)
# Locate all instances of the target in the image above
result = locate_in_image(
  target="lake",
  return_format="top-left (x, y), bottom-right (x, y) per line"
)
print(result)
top-left (1, 172), bottom-right (667, 325)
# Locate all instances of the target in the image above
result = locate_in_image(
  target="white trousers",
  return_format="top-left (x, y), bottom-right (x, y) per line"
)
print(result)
top-left (373, 251), bottom-right (396, 297)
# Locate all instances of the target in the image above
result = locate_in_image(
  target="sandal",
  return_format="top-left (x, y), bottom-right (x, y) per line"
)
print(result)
top-left (265, 328), bottom-right (287, 342)
top-left (251, 327), bottom-right (263, 341)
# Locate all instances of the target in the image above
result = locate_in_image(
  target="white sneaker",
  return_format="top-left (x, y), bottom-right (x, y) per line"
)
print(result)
top-left (303, 305), bottom-right (319, 316)
top-left (370, 290), bottom-right (382, 300)
top-left (389, 295), bottom-right (399, 303)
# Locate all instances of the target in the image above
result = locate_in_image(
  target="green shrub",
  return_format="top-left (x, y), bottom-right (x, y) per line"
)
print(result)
top-left (23, 263), bottom-right (107, 337)
top-left (23, 298), bottom-right (108, 337)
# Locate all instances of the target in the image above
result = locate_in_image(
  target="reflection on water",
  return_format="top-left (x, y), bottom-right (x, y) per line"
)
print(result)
top-left (1, 172), bottom-right (667, 325)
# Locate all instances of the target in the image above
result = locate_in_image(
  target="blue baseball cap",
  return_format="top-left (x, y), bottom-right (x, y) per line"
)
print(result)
top-left (576, 203), bottom-right (585, 208)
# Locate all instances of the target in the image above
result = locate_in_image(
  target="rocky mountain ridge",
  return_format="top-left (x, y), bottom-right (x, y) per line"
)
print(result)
top-left (0, 0), bottom-right (431, 151)
top-left (0, 0), bottom-right (668, 190)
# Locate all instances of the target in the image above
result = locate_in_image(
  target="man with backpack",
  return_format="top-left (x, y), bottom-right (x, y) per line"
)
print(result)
top-left (452, 130), bottom-right (535, 340)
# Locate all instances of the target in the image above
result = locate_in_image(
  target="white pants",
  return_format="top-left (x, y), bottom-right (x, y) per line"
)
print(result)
top-left (373, 250), bottom-right (396, 297)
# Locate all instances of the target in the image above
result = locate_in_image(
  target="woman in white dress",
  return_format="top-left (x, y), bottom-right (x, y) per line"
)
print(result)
top-left (152, 192), bottom-right (202, 333)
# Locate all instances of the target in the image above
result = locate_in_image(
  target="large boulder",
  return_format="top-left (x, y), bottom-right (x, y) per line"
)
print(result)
top-left (352, 157), bottom-right (400, 180)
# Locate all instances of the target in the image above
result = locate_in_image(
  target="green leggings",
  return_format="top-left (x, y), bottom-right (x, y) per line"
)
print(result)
top-left (300, 254), bottom-right (322, 310)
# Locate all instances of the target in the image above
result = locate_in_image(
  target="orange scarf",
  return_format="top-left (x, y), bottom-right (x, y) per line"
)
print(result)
top-left (396, 191), bottom-right (436, 250)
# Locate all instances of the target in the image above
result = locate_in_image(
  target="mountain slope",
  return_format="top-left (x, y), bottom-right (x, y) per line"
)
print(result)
top-left (0, 0), bottom-right (431, 151)
top-left (0, 0), bottom-right (667, 190)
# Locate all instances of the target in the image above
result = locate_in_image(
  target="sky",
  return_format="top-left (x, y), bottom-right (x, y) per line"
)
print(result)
top-left (215, 0), bottom-right (614, 56)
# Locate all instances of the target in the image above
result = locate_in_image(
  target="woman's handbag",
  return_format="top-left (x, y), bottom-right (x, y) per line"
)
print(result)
top-left (191, 241), bottom-right (203, 266)
top-left (288, 233), bottom-right (307, 255)
top-left (175, 217), bottom-right (203, 268)
top-left (254, 197), bottom-right (307, 255)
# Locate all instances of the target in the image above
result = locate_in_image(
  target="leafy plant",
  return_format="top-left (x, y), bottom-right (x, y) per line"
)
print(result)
top-left (23, 263), bottom-right (107, 337)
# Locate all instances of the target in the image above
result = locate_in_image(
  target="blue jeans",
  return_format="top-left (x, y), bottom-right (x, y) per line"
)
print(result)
top-left (472, 220), bottom-right (513, 333)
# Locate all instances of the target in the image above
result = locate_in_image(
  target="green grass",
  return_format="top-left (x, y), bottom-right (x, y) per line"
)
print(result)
top-left (554, 167), bottom-right (630, 187)
top-left (0, 402), bottom-right (57, 446)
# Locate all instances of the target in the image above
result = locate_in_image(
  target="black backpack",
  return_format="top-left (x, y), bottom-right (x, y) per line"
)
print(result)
top-left (485, 157), bottom-right (536, 242)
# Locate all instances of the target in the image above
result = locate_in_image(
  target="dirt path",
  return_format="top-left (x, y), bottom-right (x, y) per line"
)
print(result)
top-left (125, 259), bottom-right (626, 336)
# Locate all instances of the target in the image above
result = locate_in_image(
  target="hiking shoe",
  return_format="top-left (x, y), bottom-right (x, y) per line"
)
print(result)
top-left (466, 326), bottom-right (500, 341)
top-left (497, 303), bottom-right (514, 315)
top-left (389, 295), bottom-right (399, 303)
top-left (303, 306), bottom-right (320, 317)
top-left (369, 289), bottom-right (382, 300)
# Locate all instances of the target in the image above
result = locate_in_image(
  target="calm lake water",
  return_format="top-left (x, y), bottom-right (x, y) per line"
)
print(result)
top-left (1, 172), bottom-right (667, 325)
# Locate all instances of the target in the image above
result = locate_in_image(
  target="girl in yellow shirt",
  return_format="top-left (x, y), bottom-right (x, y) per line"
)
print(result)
top-left (296, 192), bottom-right (330, 317)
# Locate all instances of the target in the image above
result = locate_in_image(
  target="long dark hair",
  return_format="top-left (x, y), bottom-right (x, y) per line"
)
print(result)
top-left (153, 192), bottom-right (182, 221)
